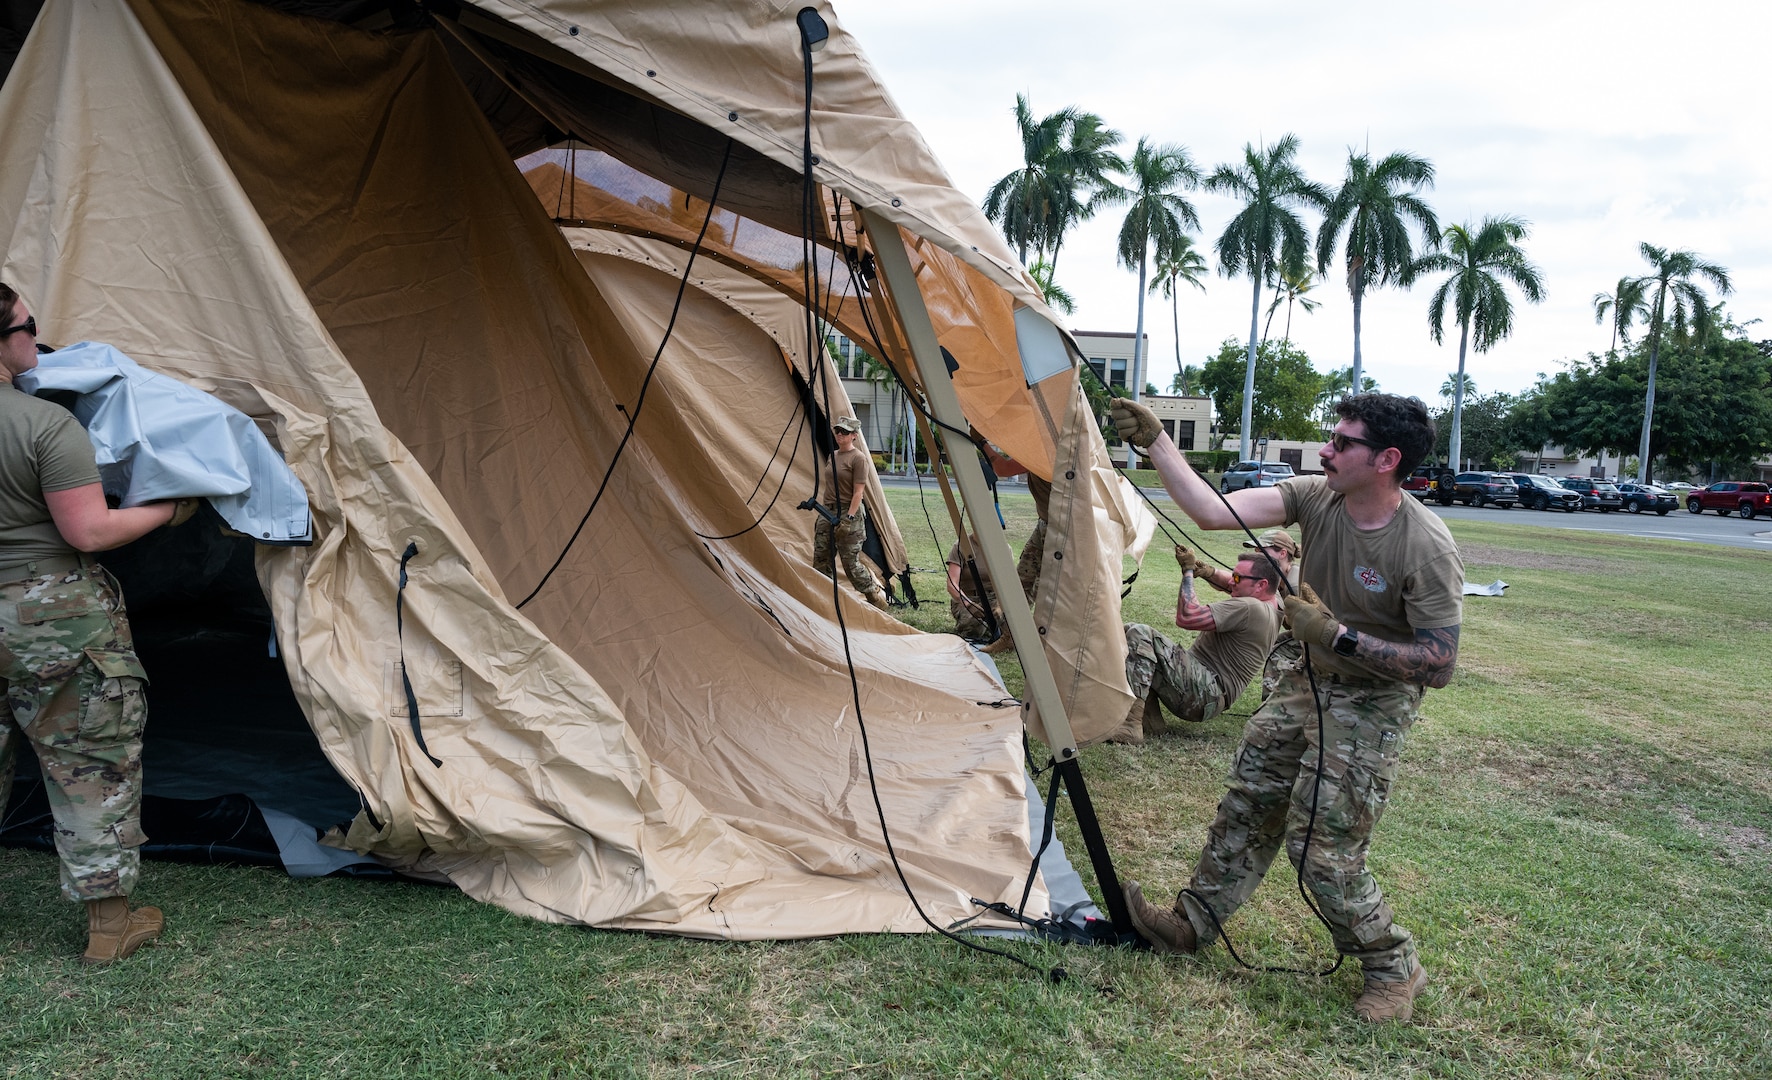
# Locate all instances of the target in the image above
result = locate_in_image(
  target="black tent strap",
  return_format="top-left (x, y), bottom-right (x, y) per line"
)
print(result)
top-left (397, 541), bottom-right (443, 768)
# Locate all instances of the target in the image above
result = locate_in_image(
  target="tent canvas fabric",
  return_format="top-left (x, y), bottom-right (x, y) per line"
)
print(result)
top-left (0, 0), bottom-right (1150, 937)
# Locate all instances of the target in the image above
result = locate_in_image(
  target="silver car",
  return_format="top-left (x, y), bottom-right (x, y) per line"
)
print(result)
top-left (1220, 461), bottom-right (1296, 493)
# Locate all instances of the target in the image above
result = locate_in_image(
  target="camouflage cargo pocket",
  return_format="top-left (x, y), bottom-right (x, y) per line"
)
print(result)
top-left (78, 647), bottom-right (149, 742)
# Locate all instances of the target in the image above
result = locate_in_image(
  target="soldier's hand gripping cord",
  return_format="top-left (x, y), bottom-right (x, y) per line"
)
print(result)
top-left (1282, 582), bottom-right (1333, 630)
top-left (1108, 397), bottom-right (1163, 449)
top-left (1283, 593), bottom-right (1340, 649)
top-left (1173, 544), bottom-right (1199, 574)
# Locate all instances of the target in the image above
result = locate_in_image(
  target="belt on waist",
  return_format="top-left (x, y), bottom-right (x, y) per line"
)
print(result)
top-left (1307, 664), bottom-right (1401, 690)
top-left (0, 552), bottom-right (87, 585)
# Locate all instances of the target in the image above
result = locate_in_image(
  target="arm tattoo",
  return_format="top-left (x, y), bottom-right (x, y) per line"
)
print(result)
top-left (1354, 625), bottom-right (1460, 688)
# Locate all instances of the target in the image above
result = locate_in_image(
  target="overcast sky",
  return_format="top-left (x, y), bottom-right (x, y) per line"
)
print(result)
top-left (837, 0), bottom-right (1769, 406)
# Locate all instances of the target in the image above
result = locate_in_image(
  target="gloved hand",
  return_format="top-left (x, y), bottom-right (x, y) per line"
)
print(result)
top-left (1173, 544), bottom-right (1198, 574)
top-left (1282, 582), bottom-right (1333, 630)
top-left (1283, 594), bottom-right (1340, 649)
top-left (1109, 397), bottom-right (1163, 449)
top-left (167, 498), bottom-right (200, 527)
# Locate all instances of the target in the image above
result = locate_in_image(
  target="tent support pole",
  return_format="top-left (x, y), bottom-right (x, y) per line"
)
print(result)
top-left (860, 209), bottom-right (1131, 935)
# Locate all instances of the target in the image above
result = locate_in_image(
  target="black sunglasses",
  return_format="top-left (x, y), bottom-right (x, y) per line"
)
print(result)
top-left (1328, 431), bottom-right (1387, 454)
top-left (0, 315), bottom-right (37, 338)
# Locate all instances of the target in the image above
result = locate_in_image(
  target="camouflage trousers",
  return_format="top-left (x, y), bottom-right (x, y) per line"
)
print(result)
top-left (812, 512), bottom-right (877, 595)
top-left (1118, 623), bottom-right (1223, 742)
top-left (1178, 665), bottom-right (1424, 980)
top-left (950, 595), bottom-right (1003, 644)
top-left (0, 562), bottom-right (150, 901)
top-left (1016, 519), bottom-right (1045, 605)
top-left (1261, 635), bottom-right (1304, 700)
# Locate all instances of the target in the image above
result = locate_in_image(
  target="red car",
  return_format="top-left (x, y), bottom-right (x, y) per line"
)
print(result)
top-left (1686, 481), bottom-right (1772, 519)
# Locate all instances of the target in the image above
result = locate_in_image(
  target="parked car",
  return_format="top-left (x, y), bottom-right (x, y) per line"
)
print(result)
top-left (1662, 481), bottom-right (1696, 495)
top-left (1505, 473), bottom-right (1581, 512)
top-left (1685, 481), bottom-right (1772, 519)
top-left (1615, 482), bottom-right (1677, 515)
top-left (1558, 477), bottom-right (1624, 512)
top-left (1451, 472), bottom-right (1519, 508)
top-left (1404, 465), bottom-right (1456, 504)
top-left (1219, 461), bottom-right (1295, 493)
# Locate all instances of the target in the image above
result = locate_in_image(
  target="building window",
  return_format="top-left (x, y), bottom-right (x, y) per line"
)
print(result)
top-left (1110, 357), bottom-right (1127, 388)
top-left (1173, 420), bottom-right (1195, 449)
top-left (1280, 447), bottom-right (1303, 470)
top-left (1087, 357), bottom-right (1108, 386)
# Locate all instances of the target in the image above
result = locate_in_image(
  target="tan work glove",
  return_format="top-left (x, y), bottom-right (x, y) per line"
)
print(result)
top-left (1173, 544), bottom-right (1199, 574)
top-left (1282, 582), bottom-right (1333, 630)
top-left (167, 498), bottom-right (200, 527)
top-left (1283, 593), bottom-right (1340, 649)
top-left (1109, 397), bottom-right (1163, 449)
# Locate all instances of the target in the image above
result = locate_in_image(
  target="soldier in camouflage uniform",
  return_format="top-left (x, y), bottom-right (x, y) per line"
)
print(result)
top-left (1111, 392), bottom-right (1461, 1024)
top-left (812, 416), bottom-right (889, 611)
top-left (0, 284), bottom-right (193, 964)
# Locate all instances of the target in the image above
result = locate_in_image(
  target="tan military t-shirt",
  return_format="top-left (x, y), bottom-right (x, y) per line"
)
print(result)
top-left (1279, 475), bottom-right (1464, 680)
top-left (1190, 595), bottom-right (1281, 709)
top-left (0, 385), bottom-right (100, 565)
top-left (825, 446), bottom-right (869, 515)
top-left (946, 539), bottom-right (997, 604)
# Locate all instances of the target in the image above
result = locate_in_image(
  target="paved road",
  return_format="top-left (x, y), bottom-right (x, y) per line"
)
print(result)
top-left (881, 475), bottom-right (1772, 551)
top-left (1416, 500), bottom-right (1772, 551)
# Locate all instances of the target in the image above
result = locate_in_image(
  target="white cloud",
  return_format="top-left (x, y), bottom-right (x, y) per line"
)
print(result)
top-left (833, 0), bottom-right (1772, 402)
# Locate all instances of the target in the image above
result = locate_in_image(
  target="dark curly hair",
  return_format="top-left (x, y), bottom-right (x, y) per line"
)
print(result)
top-left (1333, 393), bottom-right (1436, 478)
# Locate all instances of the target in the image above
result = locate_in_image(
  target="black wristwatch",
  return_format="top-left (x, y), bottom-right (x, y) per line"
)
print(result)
top-left (1332, 626), bottom-right (1360, 656)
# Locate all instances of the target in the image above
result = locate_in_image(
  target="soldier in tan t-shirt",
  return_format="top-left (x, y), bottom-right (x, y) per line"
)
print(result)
top-left (1108, 390), bottom-right (1461, 1025)
top-left (1112, 554), bottom-right (1281, 744)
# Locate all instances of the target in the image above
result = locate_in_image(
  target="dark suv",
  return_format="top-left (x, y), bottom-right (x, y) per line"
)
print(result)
top-left (1506, 473), bottom-right (1581, 512)
top-left (1615, 482), bottom-right (1677, 515)
top-left (1559, 477), bottom-right (1623, 512)
top-left (1451, 472), bottom-right (1519, 508)
top-left (1686, 481), bottom-right (1772, 519)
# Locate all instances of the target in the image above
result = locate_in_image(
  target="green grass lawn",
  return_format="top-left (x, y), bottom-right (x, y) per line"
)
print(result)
top-left (5, 489), bottom-right (1770, 1078)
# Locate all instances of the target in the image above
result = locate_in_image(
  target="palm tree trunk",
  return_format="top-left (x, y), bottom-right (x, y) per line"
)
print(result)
top-left (1349, 273), bottom-right (1366, 393)
top-left (1131, 254), bottom-right (1149, 424)
top-left (1636, 323), bottom-right (1662, 486)
top-left (1284, 294), bottom-right (1295, 344)
top-left (1170, 278), bottom-right (1182, 382)
top-left (1449, 319), bottom-right (1470, 469)
top-left (1240, 270), bottom-right (1261, 462)
top-left (1261, 298), bottom-right (1278, 347)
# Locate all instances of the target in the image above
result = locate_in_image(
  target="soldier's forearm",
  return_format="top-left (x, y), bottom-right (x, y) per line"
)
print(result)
top-left (1347, 625), bottom-right (1460, 688)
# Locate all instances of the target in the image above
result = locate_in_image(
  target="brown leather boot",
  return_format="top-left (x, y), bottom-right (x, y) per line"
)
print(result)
top-left (81, 896), bottom-right (164, 965)
top-left (1354, 962), bottom-right (1429, 1022)
top-left (1123, 880), bottom-right (1197, 955)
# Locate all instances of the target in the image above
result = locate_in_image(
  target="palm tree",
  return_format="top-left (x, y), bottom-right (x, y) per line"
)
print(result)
top-left (1440, 372), bottom-right (1476, 402)
top-left (1170, 363), bottom-right (1203, 395)
top-left (1314, 365), bottom-right (1377, 426)
top-left (981, 96), bottom-right (1121, 270)
top-left (1207, 135), bottom-right (1330, 459)
top-left (1629, 243), bottom-right (1732, 483)
top-left (1151, 236), bottom-right (1209, 383)
top-left (1315, 150), bottom-right (1439, 394)
top-left (1029, 258), bottom-right (1076, 315)
top-left (1099, 138), bottom-right (1202, 407)
top-left (1262, 259), bottom-right (1320, 345)
top-left (1415, 217), bottom-right (1545, 470)
top-left (1592, 276), bottom-right (1649, 355)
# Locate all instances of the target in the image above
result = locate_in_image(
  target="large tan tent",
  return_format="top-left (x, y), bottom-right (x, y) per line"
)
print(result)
top-left (0, 0), bottom-right (1152, 937)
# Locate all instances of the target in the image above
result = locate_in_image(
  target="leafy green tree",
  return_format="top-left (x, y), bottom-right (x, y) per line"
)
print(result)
top-left (1629, 243), bottom-right (1732, 482)
top-left (1433, 392), bottom-right (1515, 468)
top-left (1151, 236), bottom-right (1209, 380)
top-left (1199, 337), bottom-right (1324, 443)
top-left (982, 96), bottom-right (1121, 269)
top-left (1315, 150), bottom-right (1439, 392)
top-left (1414, 217), bottom-right (1545, 469)
top-left (1263, 258), bottom-right (1320, 345)
top-left (1028, 258), bottom-right (1075, 315)
top-left (1099, 138), bottom-right (1202, 405)
top-left (1207, 135), bottom-right (1330, 459)
top-left (1592, 276), bottom-right (1648, 355)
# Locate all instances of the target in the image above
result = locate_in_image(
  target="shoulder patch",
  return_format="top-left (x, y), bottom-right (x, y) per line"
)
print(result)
top-left (1354, 565), bottom-right (1388, 593)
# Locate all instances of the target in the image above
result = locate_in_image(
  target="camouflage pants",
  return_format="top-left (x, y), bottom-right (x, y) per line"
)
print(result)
top-left (0, 563), bottom-right (150, 901)
top-left (1123, 623), bottom-right (1223, 737)
top-left (812, 513), bottom-right (877, 595)
top-left (1178, 665), bottom-right (1424, 980)
top-left (1016, 519), bottom-right (1045, 605)
top-left (1261, 635), bottom-right (1304, 700)
top-left (950, 595), bottom-right (1003, 643)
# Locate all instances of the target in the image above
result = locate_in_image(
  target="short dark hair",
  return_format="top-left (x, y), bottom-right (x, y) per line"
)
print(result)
top-left (1235, 554), bottom-right (1281, 592)
top-left (0, 282), bottom-right (16, 324)
top-left (1333, 393), bottom-right (1436, 478)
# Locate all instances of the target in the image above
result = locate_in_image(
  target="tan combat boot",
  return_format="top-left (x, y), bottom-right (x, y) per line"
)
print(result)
top-left (1353, 962), bottom-right (1428, 1023)
top-left (81, 896), bottom-right (164, 965)
top-left (1123, 880), bottom-right (1197, 955)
